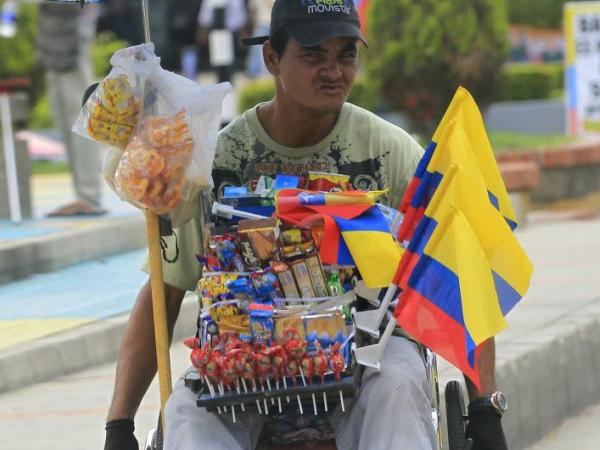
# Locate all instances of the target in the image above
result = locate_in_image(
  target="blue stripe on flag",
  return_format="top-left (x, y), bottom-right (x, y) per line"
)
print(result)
top-left (492, 271), bottom-right (521, 315)
top-left (407, 216), bottom-right (438, 255)
top-left (408, 255), bottom-right (464, 327)
top-left (300, 192), bottom-right (325, 206)
top-left (415, 141), bottom-right (437, 178)
top-left (488, 190), bottom-right (500, 210)
top-left (465, 330), bottom-right (477, 368)
top-left (337, 237), bottom-right (354, 266)
top-left (335, 206), bottom-right (390, 233)
top-left (505, 217), bottom-right (518, 231)
top-left (411, 170), bottom-right (444, 208)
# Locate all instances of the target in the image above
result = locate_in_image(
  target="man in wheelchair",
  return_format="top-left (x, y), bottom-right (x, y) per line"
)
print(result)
top-left (104, 1), bottom-right (508, 449)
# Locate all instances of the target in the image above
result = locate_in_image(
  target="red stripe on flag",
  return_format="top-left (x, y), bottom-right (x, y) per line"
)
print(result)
top-left (399, 176), bottom-right (420, 213)
top-left (394, 287), bottom-right (481, 389)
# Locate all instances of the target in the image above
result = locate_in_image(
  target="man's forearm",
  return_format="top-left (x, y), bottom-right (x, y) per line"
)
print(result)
top-left (465, 337), bottom-right (497, 400)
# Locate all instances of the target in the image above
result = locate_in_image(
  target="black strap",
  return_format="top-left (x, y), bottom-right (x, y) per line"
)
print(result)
top-left (160, 230), bottom-right (179, 264)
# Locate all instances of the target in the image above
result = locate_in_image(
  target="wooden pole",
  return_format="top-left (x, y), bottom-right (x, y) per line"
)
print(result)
top-left (139, 0), bottom-right (172, 431)
top-left (145, 210), bottom-right (173, 426)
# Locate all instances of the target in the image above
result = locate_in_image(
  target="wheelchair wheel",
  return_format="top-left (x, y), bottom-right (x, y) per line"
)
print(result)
top-left (445, 381), bottom-right (466, 450)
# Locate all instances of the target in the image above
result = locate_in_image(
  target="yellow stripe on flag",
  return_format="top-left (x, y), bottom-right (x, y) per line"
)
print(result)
top-left (424, 207), bottom-right (507, 343)
top-left (428, 164), bottom-right (533, 298)
top-left (430, 87), bottom-right (518, 227)
top-left (341, 230), bottom-right (404, 288)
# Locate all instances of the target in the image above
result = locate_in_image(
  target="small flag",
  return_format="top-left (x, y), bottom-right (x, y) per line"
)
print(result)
top-left (397, 87), bottom-right (518, 243)
top-left (394, 165), bottom-right (532, 388)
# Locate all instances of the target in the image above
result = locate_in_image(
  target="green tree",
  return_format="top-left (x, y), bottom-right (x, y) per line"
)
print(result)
top-left (364, 0), bottom-right (509, 135)
top-left (507, 0), bottom-right (597, 29)
top-left (0, 2), bottom-right (44, 103)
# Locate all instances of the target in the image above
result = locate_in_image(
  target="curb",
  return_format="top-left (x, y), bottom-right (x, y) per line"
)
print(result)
top-left (0, 216), bottom-right (146, 285)
top-left (0, 294), bottom-right (198, 394)
top-left (439, 296), bottom-right (600, 450)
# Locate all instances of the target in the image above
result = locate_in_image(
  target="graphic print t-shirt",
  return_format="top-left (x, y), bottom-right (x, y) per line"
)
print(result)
top-left (160, 102), bottom-right (423, 292)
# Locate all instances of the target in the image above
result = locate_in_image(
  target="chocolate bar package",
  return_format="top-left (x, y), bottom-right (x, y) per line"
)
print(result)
top-left (290, 258), bottom-right (316, 298)
top-left (305, 253), bottom-right (329, 297)
top-left (237, 218), bottom-right (279, 263)
top-left (271, 261), bottom-right (300, 298)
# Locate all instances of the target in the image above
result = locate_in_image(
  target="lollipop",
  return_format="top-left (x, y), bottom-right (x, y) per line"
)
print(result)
top-left (301, 354), bottom-right (318, 415)
top-left (330, 343), bottom-right (346, 412)
top-left (205, 349), bottom-right (226, 413)
top-left (207, 350), bottom-right (228, 412)
top-left (183, 336), bottom-right (199, 349)
top-left (254, 348), bottom-right (272, 415)
top-left (285, 358), bottom-right (303, 414)
top-left (241, 349), bottom-right (262, 414)
top-left (314, 344), bottom-right (330, 412)
top-left (220, 352), bottom-right (241, 422)
top-left (269, 345), bottom-right (286, 412)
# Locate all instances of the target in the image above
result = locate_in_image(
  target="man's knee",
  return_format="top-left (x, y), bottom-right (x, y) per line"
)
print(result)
top-left (361, 338), bottom-right (431, 406)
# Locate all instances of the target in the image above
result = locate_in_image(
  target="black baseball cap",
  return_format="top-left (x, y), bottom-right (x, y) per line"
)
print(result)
top-left (242, 0), bottom-right (367, 48)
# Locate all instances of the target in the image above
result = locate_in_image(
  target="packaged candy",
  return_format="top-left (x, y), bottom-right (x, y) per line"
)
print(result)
top-left (273, 174), bottom-right (301, 190)
top-left (219, 315), bottom-right (251, 336)
top-left (280, 241), bottom-right (315, 259)
top-left (305, 254), bottom-right (329, 297)
top-left (253, 175), bottom-right (274, 197)
top-left (209, 300), bottom-right (243, 324)
top-left (271, 261), bottom-right (300, 298)
top-left (289, 259), bottom-right (316, 298)
top-left (227, 277), bottom-right (256, 298)
top-left (307, 172), bottom-right (351, 192)
top-left (214, 235), bottom-right (245, 272)
top-left (249, 301), bottom-right (274, 345)
top-left (250, 270), bottom-right (281, 298)
top-left (235, 233), bottom-right (262, 271)
top-left (274, 316), bottom-right (305, 345)
top-left (305, 312), bottom-right (346, 349)
top-left (280, 229), bottom-right (303, 246)
top-left (237, 218), bottom-right (279, 263)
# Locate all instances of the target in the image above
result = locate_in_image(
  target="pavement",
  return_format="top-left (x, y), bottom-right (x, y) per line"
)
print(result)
top-left (526, 400), bottom-right (600, 450)
top-left (1, 93), bottom-right (600, 447)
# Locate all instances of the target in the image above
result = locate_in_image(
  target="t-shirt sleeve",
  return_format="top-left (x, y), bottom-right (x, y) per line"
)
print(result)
top-left (140, 215), bottom-right (203, 292)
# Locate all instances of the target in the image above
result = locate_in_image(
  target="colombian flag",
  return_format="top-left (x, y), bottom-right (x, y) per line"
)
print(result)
top-left (397, 87), bottom-right (518, 243)
top-left (394, 165), bottom-right (532, 388)
top-left (275, 189), bottom-right (402, 288)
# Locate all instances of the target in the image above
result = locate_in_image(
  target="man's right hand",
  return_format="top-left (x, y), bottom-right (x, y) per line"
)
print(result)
top-left (104, 418), bottom-right (138, 450)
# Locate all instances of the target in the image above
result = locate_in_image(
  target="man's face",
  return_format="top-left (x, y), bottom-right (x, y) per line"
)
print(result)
top-left (270, 36), bottom-right (359, 114)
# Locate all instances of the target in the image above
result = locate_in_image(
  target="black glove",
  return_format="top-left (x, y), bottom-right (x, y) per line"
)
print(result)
top-left (104, 418), bottom-right (139, 450)
top-left (465, 410), bottom-right (508, 450)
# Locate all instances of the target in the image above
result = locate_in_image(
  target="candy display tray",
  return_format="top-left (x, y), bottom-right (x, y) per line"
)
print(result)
top-left (184, 365), bottom-right (364, 413)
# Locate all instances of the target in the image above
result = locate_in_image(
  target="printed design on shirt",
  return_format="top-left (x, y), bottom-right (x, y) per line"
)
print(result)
top-left (213, 120), bottom-right (392, 202)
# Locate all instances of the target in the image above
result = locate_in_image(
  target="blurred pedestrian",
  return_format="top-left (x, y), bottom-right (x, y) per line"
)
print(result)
top-left (38, 2), bottom-right (105, 216)
top-left (197, 0), bottom-right (248, 83)
top-left (246, 0), bottom-right (274, 78)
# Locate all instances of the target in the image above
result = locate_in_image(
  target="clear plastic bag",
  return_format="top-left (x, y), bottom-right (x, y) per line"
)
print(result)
top-left (73, 43), bottom-right (231, 227)
top-left (73, 43), bottom-right (160, 150)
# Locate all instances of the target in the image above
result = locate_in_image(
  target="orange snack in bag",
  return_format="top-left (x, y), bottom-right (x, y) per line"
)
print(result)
top-left (115, 109), bottom-right (194, 214)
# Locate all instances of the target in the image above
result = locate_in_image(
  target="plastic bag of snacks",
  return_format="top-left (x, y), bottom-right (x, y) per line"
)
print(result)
top-left (73, 43), bottom-right (231, 227)
top-left (73, 43), bottom-right (159, 150)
